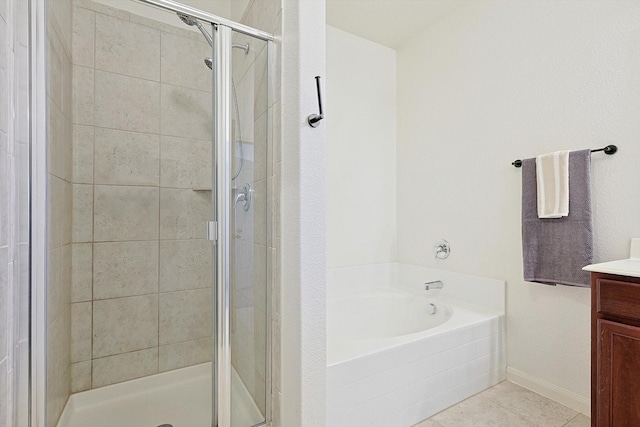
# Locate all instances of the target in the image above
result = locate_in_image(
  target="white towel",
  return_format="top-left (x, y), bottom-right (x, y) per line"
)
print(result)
top-left (536, 150), bottom-right (570, 218)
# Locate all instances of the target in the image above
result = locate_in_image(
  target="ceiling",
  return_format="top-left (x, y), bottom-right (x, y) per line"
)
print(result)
top-left (326, 0), bottom-right (461, 49)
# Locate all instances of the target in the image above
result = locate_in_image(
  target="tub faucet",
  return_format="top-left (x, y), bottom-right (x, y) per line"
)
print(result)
top-left (425, 280), bottom-right (443, 291)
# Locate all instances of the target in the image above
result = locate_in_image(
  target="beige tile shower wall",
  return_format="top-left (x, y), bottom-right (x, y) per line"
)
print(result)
top-left (229, 0), bottom-right (282, 423)
top-left (47, 0), bottom-right (74, 426)
top-left (70, 0), bottom-right (214, 392)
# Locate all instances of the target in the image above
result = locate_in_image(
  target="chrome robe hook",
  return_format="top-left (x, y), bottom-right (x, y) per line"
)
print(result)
top-left (307, 76), bottom-right (324, 127)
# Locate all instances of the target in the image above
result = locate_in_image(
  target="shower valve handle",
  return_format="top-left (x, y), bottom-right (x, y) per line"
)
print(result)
top-left (307, 76), bottom-right (324, 128)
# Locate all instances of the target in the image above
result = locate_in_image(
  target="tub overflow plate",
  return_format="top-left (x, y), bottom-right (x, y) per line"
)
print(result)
top-left (434, 239), bottom-right (450, 259)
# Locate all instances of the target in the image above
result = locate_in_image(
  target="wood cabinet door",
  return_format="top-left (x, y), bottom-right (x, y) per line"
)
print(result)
top-left (598, 319), bottom-right (640, 426)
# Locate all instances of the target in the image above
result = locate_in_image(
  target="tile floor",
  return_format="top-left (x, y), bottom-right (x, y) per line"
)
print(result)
top-left (414, 381), bottom-right (590, 427)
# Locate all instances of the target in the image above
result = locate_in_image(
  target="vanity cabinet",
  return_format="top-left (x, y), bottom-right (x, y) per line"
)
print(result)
top-left (591, 272), bottom-right (640, 426)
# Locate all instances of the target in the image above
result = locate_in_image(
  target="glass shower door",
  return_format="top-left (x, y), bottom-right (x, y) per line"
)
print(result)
top-left (212, 24), bottom-right (269, 427)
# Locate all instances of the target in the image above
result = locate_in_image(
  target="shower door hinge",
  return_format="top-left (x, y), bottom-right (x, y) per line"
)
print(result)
top-left (207, 221), bottom-right (218, 241)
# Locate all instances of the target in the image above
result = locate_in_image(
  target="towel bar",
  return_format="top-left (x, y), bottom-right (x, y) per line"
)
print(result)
top-left (511, 145), bottom-right (617, 168)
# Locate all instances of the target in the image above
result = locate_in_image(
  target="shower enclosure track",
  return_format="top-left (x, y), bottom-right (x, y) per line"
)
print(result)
top-left (139, 0), bottom-right (274, 41)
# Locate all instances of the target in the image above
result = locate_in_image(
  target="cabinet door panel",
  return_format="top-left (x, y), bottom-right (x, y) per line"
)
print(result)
top-left (598, 319), bottom-right (640, 426)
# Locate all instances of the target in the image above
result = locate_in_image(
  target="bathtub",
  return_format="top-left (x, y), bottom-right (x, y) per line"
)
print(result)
top-left (327, 263), bottom-right (506, 427)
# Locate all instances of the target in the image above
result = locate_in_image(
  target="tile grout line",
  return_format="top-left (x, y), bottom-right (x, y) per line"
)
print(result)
top-left (562, 412), bottom-right (583, 426)
top-left (157, 28), bottom-right (163, 375)
top-left (89, 6), bottom-right (96, 390)
top-left (76, 62), bottom-right (214, 94)
top-left (89, 123), bottom-right (214, 142)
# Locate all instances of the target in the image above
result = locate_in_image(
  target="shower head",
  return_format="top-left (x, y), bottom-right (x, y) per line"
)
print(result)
top-left (203, 44), bottom-right (249, 71)
top-left (176, 12), bottom-right (213, 47)
top-left (177, 13), bottom-right (198, 26)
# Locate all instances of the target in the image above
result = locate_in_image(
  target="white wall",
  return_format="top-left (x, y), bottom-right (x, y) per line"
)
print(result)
top-left (230, 0), bottom-right (251, 22)
top-left (396, 0), bottom-right (640, 408)
top-left (326, 26), bottom-right (397, 268)
top-left (281, 0), bottom-right (327, 425)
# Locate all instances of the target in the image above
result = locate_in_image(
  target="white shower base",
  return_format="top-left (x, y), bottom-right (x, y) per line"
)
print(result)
top-left (57, 363), bottom-right (263, 427)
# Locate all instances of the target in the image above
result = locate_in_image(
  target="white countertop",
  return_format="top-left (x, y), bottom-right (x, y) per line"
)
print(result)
top-left (583, 258), bottom-right (640, 278)
top-left (583, 238), bottom-right (640, 278)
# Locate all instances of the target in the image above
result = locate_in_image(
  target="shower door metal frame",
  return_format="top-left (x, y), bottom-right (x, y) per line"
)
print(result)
top-left (134, 2), bottom-right (273, 427)
top-left (30, 0), bottom-right (48, 425)
top-left (212, 23), bottom-right (272, 427)
top-left (138, 0), bottom-right (274, 42)
top-left (212, 23), bottom-right (232, 427)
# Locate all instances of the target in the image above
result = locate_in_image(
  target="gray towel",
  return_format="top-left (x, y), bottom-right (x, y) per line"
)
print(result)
top-left (522, 149), bottom-right (593, 287)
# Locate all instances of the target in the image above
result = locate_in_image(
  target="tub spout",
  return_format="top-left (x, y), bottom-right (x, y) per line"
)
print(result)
top-left (425, 280), bottom-right (443, 291)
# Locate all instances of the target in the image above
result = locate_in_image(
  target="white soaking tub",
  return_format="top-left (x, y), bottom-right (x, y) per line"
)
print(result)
top-left (327, 263), bottom-right (506, 427)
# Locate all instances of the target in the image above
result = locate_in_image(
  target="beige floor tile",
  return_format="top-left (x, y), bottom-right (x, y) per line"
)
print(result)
top-left (564, 414), bottom-right (591, 427)
top-left (415, 382), bottom-right (587, 427)
top-left (481, 381), bottom-right (578, 426)
top-left (412, 419), bottom-right (443, 427)
top-left (431, 394), bottom-right (534, 427)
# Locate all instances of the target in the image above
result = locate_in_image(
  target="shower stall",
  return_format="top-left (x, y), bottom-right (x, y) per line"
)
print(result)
top-left (36, 0), bottom-right (279, 426)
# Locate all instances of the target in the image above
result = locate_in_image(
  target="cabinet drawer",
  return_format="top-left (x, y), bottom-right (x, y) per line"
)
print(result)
top-left (596, 279), bottom-right (640, 321)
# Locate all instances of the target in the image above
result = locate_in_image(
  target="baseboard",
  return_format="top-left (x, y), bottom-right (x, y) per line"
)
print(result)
top-left (506, 367), bottom-right (590, 416)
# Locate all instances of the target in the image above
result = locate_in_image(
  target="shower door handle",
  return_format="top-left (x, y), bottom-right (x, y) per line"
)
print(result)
top-left (207, 221), bottom-right (218, 241)
top-left (307, 76), bottom-right (324, 127)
